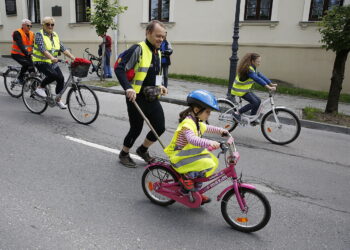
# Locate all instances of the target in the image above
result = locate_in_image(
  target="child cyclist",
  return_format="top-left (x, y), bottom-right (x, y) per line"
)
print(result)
top-left (164, 90), bottom-right (229, 204)
top-left (231, 53), bottom-right (277, 124)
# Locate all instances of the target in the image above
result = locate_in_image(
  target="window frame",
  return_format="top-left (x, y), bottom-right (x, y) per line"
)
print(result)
top-left (244, 0), bottom-right (274, 21)
top-left (149, 0), bottom-right (170, 22)
top-left (75, 0), bottom-right (91, 23)
top-left (308, 0), bottom-right (344, 21)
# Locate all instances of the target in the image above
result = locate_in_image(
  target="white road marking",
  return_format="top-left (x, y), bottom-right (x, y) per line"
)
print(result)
top-left (65, 136), bottom-right (144, 162)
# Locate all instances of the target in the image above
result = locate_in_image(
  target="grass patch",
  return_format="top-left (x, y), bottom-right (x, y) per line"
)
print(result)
top-left (85, 80), bottom-right (119, 88)
top-left (302, 106), bottom-right (350, 127)
top-left (169, 73), bottom-right (350, 103)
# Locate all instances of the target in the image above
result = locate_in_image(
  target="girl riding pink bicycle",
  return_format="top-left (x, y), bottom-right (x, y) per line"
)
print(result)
top-left (142, 90), bottom-right (271, 232)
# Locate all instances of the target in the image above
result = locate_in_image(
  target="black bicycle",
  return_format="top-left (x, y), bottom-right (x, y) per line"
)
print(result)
top-left (84, 48), bottom-right (102, 77)
top-left (2, 65), bottom-right (44, 98)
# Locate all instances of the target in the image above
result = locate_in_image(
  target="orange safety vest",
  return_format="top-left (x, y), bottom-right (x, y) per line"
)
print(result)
top-left (11, 28), bottom-right (34, 56)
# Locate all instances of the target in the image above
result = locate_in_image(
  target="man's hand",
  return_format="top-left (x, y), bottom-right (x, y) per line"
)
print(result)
top-left (160, 86), bottom-right (168, 96)
top-left (51, 58), bottom-right (59, 63)
top-left (270, 83), bottom-right (278, 87)
top-left (126, 88), bottom-right (136, 102)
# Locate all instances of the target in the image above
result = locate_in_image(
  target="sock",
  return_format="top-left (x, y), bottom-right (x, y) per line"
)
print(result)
top-left (120, 150), bottom-right (129, 156)
top-left (138, 145), bottom-right (148, 153)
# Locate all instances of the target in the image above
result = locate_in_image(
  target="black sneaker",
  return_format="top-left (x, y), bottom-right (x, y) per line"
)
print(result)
top-left (119, 153), bottom-right (137, 168)
top-left (136, 148), bottom-right (155, 163)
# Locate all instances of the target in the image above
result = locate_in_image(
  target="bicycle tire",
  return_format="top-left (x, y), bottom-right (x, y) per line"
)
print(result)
top-left (221, 187), bottom-right (271, 233)
top-left (4, 69), bottom-right (22, 98)
top-left (67, 85), bottom-right (100, 125)
top-left (209, 98), bottom-right (239, 132)
top-left (261, 108), bottom-right (301, 145)
top-left (141, 165), bottom-right (178, 206)
top-left (22, 77), bottom-right (48, 114)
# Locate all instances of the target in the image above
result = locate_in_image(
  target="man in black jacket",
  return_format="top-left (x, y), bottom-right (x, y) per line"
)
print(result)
top-left (115, 20), bottom-right (168, 168)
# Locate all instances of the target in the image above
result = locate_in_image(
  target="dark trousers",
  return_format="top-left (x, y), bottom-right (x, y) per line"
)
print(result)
top-left (123, 95), bottom-right (165, 148)
top-left (11, 54), bottom-right (35, 80)
top-left (239, 92), bottom-right (261, 115)
top-left (35, 63), bottom-right (65, 94)
top-left (162, 64), bottom-right (169, 88)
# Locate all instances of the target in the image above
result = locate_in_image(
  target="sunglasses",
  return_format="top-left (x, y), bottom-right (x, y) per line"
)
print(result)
top-left (26, 25), bottom-right (32, 28)
top-left (45, 23), bottom-right (55, 27)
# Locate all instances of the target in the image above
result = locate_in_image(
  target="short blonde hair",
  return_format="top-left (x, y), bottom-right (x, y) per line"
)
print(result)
top-left (42, 16), bottom-right (55, 25)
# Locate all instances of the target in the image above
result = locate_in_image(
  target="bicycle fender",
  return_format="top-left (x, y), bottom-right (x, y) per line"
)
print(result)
top-left (144, 161), bottom-right (181, 178)
top-left (216, 183), bottom-right (256, 201)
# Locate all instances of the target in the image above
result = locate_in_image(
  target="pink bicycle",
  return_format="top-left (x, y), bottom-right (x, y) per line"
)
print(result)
top-left (141, 135), bottom-right (271, 233)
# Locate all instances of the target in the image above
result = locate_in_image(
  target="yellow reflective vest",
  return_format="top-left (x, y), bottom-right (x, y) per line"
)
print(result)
top-left (131, 41), bottom-right (162, 93)
top-left (231, 66), bottom-right (256, 97)
top-left (32, 30), bottom-right (60, 64)
top-left (164, 118), bottom-right (218, 177)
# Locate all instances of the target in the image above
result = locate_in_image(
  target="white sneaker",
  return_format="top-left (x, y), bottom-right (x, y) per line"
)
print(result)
top-left (35, 88), bottom-right (47, 98)
top-left (56, 100), bottom-right (67, 109)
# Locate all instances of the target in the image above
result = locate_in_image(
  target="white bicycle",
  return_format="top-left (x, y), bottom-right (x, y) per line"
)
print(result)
top-left (210, 91), bottom-right (301, 145)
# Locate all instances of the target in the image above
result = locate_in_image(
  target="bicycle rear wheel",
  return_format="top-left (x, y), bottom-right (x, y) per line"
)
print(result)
top-left (209, 98), bottom-right (239, 132)
top-left (96, 63), bottom-right (102, 77)
top-left (261, 108), bottom-right (301, 145)
top-left (142, 165), bottom-right (178, 206)
top-left (221, 187), bottom-right (271, 233)
top-left (22, 77), bottom-right (48, 114)
top-left (67, 85), bottom-right (99, 125)
top-left (4, 69), bottom-right (22, 98)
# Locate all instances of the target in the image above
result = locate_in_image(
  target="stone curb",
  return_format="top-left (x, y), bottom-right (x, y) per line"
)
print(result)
top-left (87, 85), bottom-right (350, 135)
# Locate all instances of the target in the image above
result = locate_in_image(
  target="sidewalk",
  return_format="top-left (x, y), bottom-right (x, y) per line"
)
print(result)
top-left (1, 56), bottom-right (349, 134)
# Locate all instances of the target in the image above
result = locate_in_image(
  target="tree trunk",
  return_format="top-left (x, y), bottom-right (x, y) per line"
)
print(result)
top-left (325, 49), bottom-right (349, 113)
top-left (100, 36), bottom-right (106, 81)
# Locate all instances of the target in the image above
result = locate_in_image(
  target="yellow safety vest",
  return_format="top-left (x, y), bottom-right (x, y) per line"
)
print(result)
top-left (32, 30), bottom-right (60, 64)
top-left (164, 118), bottom-right (219, 177)
top-left (231, 66), bottom-right (256, 97)
top-left (131, 41), bottom-right (162, 93)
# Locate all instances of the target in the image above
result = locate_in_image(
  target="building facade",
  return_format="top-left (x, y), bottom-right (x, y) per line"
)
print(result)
top-left (1, 0), bottom-right (349, 93)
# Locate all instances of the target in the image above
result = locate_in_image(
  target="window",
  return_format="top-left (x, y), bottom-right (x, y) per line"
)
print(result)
top-left (149, 0), bottom-right (169, 22)
top-left (309, 0), bottom-right (343, 21)
top-left (5, 0), bottom-right (17, 16)
top-left (244, 0), bottom-right (273, 20)
top-left (28, 0), bottom-right (40, 23)
top-left (76, 0), bottom-right (91, 22)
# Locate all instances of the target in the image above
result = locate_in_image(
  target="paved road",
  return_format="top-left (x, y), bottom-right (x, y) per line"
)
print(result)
top-left (0, 77), bottom-right (349, 249)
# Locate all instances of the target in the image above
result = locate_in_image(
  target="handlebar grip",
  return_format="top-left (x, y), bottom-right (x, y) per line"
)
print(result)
top-left (207, 146), bottom-right (215, 151)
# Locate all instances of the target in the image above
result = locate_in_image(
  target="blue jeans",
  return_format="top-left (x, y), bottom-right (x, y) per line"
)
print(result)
top-left (103, 49), bottom-right (112, 77)
top-left (238, 92), bottom-right (261, 115)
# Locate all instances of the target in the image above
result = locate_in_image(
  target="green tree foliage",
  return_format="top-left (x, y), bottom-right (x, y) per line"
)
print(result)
top-left (318, 5), bottom-right (350, 113)
top-left (88, 0), bottom-right (127, 79)
top-left (88, 0), bottom-right (127, 36)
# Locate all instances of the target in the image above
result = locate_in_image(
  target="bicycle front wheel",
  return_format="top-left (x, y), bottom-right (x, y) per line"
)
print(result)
top-left (209, 98), bottom-right (238, 132)
top-left (4, 69), bottom-right (22, 98)
top-left (67, 85), bottom-right (100, 125)
top-left (221, 188), bottom-right (271, 233)
top-left (261, 108), bottom-right (301, 145)
top-left (142, 165), bottom-right (178, 206)
top-left (22, 77), bottom-right (48, 114)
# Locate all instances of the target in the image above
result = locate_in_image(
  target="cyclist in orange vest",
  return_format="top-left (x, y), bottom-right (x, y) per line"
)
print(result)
top-left (11, 19), bottom-right (35, 84)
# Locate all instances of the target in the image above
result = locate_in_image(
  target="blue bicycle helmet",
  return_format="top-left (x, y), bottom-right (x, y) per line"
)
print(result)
top-left (187, 89), bottom-right (220, 111)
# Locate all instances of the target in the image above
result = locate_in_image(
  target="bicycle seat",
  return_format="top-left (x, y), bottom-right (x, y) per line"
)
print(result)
top-left (8, 65), bottom-right (21, 71)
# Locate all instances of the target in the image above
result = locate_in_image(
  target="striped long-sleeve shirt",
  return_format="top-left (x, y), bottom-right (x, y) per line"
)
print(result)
top-left (175, 117), bottom-right (225, 150)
